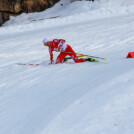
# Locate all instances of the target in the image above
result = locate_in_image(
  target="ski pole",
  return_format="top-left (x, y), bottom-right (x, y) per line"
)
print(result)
top-left (62, 51), bottom-right (107, 60)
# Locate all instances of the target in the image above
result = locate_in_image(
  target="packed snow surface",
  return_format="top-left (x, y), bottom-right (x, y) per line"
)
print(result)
top-left (0, 0), bottom-right (134, 134)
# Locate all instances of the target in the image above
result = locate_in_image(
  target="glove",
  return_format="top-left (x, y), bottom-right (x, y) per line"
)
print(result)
top-left (49, 60), bottom-right (55, 65)
top-left (56, 49), bottom-right (60, 52)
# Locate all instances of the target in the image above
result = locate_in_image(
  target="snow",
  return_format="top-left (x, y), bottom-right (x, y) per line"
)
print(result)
top-left (0, 0), bottom-right (134, 134)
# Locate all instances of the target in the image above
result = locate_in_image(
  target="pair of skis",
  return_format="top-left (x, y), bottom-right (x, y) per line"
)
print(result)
top-left (64, 55), bottom-right (100, 62)
top-left (15, 55), bottom-right (103, 66)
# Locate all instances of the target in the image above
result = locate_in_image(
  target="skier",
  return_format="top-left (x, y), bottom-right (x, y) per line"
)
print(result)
top-left (43, 38), bottom-right (94, 64)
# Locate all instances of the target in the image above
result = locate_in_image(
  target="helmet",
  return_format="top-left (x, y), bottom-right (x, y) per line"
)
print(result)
top-left (43, 38), bottom-right (49, 44)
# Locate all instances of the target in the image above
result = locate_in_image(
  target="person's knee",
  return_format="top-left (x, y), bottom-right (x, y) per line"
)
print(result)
top-left (56, 58), bottom-right (60, 63)
top-left (56, 58), bottom-right (64, 63)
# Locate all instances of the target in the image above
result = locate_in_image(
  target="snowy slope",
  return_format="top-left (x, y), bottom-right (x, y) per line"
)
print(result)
top-left (0, 0), bottom-right (134, 134)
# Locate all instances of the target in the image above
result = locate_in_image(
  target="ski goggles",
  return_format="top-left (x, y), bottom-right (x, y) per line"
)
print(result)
top-left (44, 42), bottom-right (48, 46)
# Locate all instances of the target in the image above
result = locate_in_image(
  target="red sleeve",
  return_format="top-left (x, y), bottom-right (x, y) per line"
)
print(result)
top-left (49, 47), bottom-right (54, 64)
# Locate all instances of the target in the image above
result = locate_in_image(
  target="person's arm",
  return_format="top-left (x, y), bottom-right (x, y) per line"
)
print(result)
top-left (58, 39), bottom-right (66, 51)
top-left (49, 47), bottom-right (54, 64)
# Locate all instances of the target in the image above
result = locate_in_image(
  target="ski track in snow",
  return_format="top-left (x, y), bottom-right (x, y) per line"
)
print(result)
top-left (0, 1), bottom-right (134, 134)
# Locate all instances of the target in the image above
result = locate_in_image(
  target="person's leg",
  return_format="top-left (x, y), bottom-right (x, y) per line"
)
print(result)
top-left (56, 52), bottom-right (67, 63)
top-left (66, 45), bottom-right (85, 63)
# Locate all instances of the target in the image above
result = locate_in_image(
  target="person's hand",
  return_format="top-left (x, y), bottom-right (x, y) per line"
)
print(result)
top-left (48, 60), bottom-right (55, 65)
top-left (56, 49), bottom-right (60, 52)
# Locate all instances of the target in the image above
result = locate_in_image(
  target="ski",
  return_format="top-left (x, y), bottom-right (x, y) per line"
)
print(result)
top-left (86, 57), bottom-right (100, 62)
top-left (15, 62), bottom-right (40, 66)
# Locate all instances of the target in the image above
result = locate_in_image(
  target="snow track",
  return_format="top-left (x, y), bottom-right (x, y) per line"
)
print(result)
top-left (0, 1), bottom-right (134, 134)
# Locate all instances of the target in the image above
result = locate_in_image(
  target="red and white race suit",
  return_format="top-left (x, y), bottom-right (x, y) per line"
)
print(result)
top-left (49, 39), bottom-right (85, 64)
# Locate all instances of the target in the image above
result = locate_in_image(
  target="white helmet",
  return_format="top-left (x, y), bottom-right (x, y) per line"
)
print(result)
top-left (43, 38), bottom-right (49, 44)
